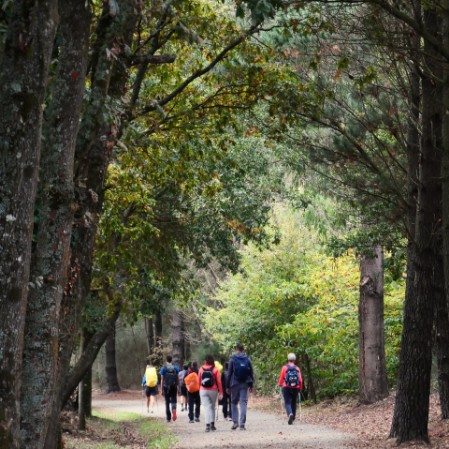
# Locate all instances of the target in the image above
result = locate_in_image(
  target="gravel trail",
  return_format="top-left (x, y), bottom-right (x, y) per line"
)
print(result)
top-left (93, 395), bottom-right (359, 449)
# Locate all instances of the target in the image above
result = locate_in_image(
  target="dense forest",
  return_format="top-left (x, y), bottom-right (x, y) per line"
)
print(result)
top-left (1, 0), bottom-right (449, 448)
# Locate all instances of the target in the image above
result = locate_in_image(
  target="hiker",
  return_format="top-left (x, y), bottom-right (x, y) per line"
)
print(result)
top-left (142, 360), bottom-right (159, 413)
top-left (178, 364), bottom-right (189, 412)
top-left (199, 354), bottom-right (223, 432)
top-left (184, 361), bottom-right (201, 423)
top-left (160, 355), bottom-right (180, 422)
top-left (227, 343), bottom-right (254, 430)
top-left (221, 362), bottom-right (232, 421)
top-left (277, 352), bottom-right (303, 425)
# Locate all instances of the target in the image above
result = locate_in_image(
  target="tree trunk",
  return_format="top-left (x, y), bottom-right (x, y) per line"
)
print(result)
top-left (18, 2), bottom-right (91, 448)
top-left (144, 317), bottom-right (155, 355)
top-left (105, 323), bottom-right (121, 393)
top-left (0, 2), bottom-right (58, 446)
top-left (172, 309), bottom-right (184, 368)
top-left (359, 245), bottom-right (389, 404)
top-left (60, 297), bottom-right (122, 409)
top-left (42, 4), bottom-right (141, 448)
top-left (390, 6), bottom-right (442, 442)
top-left (440, 0), bottom-right (449, 421)
top-left (78, 328), bottom-right (93, 430)
top-left (303, 352), bottom-right (317, 404)
top-left (434, 252), bottom-right (449, 418)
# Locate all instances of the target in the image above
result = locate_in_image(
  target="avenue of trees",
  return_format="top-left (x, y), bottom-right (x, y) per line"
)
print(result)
top-left (1, 0), bottom-right (449, 448)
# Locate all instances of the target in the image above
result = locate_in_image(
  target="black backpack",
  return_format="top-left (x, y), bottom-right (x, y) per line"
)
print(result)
top-left (200, 367), bottom-right (215, 388)
top-left (285, 365), bottom-right (299, 387)
top-left (164, 366), bottom-right (178, 387)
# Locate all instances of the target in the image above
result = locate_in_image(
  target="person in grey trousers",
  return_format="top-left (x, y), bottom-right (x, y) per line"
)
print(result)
top-left (226, 344), bottom-right (254, 430)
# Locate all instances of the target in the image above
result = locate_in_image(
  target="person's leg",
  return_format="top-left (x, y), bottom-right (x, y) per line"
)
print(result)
top-left (200, 390), bottom-right (213, 430)
top-left (194, 392), bottom-right (201, 421)
top-left (169, 386), bottom-right (177, 420)
top-left (164, 388), bottom-right (171, 421)
top-left (209, 390), bottom-right (218, 430)
top-left (238, 384), bottom-right (248, 428)
top-left (188, 393), bottom-right (194, 421)
top-left (149, 393), bottom-right (156, 412)
top-left (282, 387), bottom-right (293, 416)
top-left (230, 385), bottom-right (240, 428)
top-left (146, 388), bottom-right (150, 411)
top-left (291, 389), bottom-right (299, 419)
top-left (222, 392), bottom-right (228, 418)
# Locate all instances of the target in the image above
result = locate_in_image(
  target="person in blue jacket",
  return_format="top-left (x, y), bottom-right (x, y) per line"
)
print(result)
top-left (226, 344), bottom-right (254, 430)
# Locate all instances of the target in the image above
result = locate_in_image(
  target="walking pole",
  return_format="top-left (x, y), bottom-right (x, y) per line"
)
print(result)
top-left (297, 390), bottom-right (302, 421)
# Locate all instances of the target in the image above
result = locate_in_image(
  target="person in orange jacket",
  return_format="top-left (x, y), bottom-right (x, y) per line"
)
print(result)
top-left (198, 354), bottom-right (223, 432)
top-left (184, 361), bottom-right (201, 423)
top-left (277, 353), bottom-right (303, 425)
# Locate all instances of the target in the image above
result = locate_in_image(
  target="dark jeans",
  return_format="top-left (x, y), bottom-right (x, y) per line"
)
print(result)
top-left (164, 385), bottom-right (177, 420)
top-left (222, 389), bottom-right (232, 419)
top-left (282, 387), bottom-right (299, 418)
top-left (187, 391), bottom-right (201, 421)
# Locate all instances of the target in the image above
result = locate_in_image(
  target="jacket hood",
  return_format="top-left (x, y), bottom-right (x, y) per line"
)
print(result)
top-left (234, 352), bottom-right (248, 358)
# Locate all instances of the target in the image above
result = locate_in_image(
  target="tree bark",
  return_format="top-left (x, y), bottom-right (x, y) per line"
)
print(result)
top-left (78, 327), bottom-right (93, 430)
top-left (359, 245), bottom-right (389, 404)
top-left (105, 323), bottom-right (121, 393)
top-left (172, 309), bottom-right (184, 368)
top-left (42, 3), bottom-right (142, 447)
top-left (390, 6), bottom-right (442, 442)
top-left (438, 0), bottom-right (449, 422)
top-left (0, 2), bottom-right (58, 446)
top-left (144, 316), bottom-right (155, 355)
top-left (18, 2), bottom-right (91, 448)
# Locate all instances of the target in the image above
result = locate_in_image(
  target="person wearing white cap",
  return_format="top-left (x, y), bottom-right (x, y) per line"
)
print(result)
top-left (277, 353), bottom-right (303, 424)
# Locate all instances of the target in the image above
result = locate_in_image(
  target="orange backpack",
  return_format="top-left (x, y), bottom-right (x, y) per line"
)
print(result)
top-left (184, 371), bottom-right (200, 393)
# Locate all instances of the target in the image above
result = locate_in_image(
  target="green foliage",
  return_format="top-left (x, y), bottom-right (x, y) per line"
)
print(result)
top-left (204, 203), bottom-right (404, 397)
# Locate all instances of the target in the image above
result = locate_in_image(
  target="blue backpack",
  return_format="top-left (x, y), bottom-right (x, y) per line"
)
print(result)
top-left (233, 356), bottom-right (251, 382)
top-left (285, 365), bottom-right (300, 387)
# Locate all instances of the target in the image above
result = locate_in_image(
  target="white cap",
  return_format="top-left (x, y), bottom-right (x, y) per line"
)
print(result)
top-left (287, 353), bottom-right (296, 361)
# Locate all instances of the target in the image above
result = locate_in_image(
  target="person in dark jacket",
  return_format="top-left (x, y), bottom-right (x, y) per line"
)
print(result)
top-left (277, 352), bottom-right (303, 424)
top-left (226, 344), bottom-right (254, 430)
top-left (221, 362), bottom-right (232, 420)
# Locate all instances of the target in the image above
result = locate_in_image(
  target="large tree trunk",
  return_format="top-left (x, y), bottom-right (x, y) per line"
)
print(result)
top-left (390, 6), bottom-right (442, 442)
top-left (105, 323), bottom-right (121, 393)
top-left (440, 0), bottom-right (449, 420)
top-left (359, 245), bottom-right (389, 404)
top-left (144, 317), bottom-right (154, 355)
top-left (0, 2), bottom-right (58, 446)
top-left (42, 3), bottom-right (141, 448)
top-left (434, 252), bottom-right (449, 419)
top-left (18, 2), bottom-right (91, 448)
top-left (172, 309), bottom-right (184, 368)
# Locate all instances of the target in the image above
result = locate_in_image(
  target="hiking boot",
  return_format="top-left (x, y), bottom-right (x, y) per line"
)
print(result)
top-left (206, 424), bottom-right (211, 432)
top-left (195, 417), bottom-right (200, 422)
top-left (172, 409), bottom-right (177, 421)
top-left (211, 423), bottom-right (216, 431)
top-left (288, 413), bottom-right (294, 425)
top-left (231, 422), bottom-right (239, 430)
top-left (239, 425), bottom-right (246, 430)
top-left (189, 419), bottom-right (194, 423)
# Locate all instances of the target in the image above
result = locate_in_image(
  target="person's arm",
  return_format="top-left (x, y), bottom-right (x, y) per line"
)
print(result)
top-left (142, 374), bottom-right (146, 387)
top-left (160, 367), bottom-right (165, 394)
top-left (216, 368), bottom-right (223, 396)
top-left (277, 366), bottom-right (286, 387)
top-left (297, 366), bottom-right (303, 390)
top-left (248, 358), bottom-right (254, 390)
top-left (227, 358), bottom-right (234, 390)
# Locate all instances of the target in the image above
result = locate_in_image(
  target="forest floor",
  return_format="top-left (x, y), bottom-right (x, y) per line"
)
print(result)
top-left (63, 390), bottom-right (449, 449)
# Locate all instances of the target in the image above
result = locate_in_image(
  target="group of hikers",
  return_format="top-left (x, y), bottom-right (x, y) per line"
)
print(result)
top-left (141, 344), bottom-right (303, 432)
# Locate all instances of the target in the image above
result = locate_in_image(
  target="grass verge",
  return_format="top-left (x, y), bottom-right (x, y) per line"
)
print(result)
top-left (63, 409), bottom-right (176, 449)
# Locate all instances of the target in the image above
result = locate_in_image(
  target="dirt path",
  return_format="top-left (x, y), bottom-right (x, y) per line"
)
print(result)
top-left (93, 394), bottom-right (360, 449)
